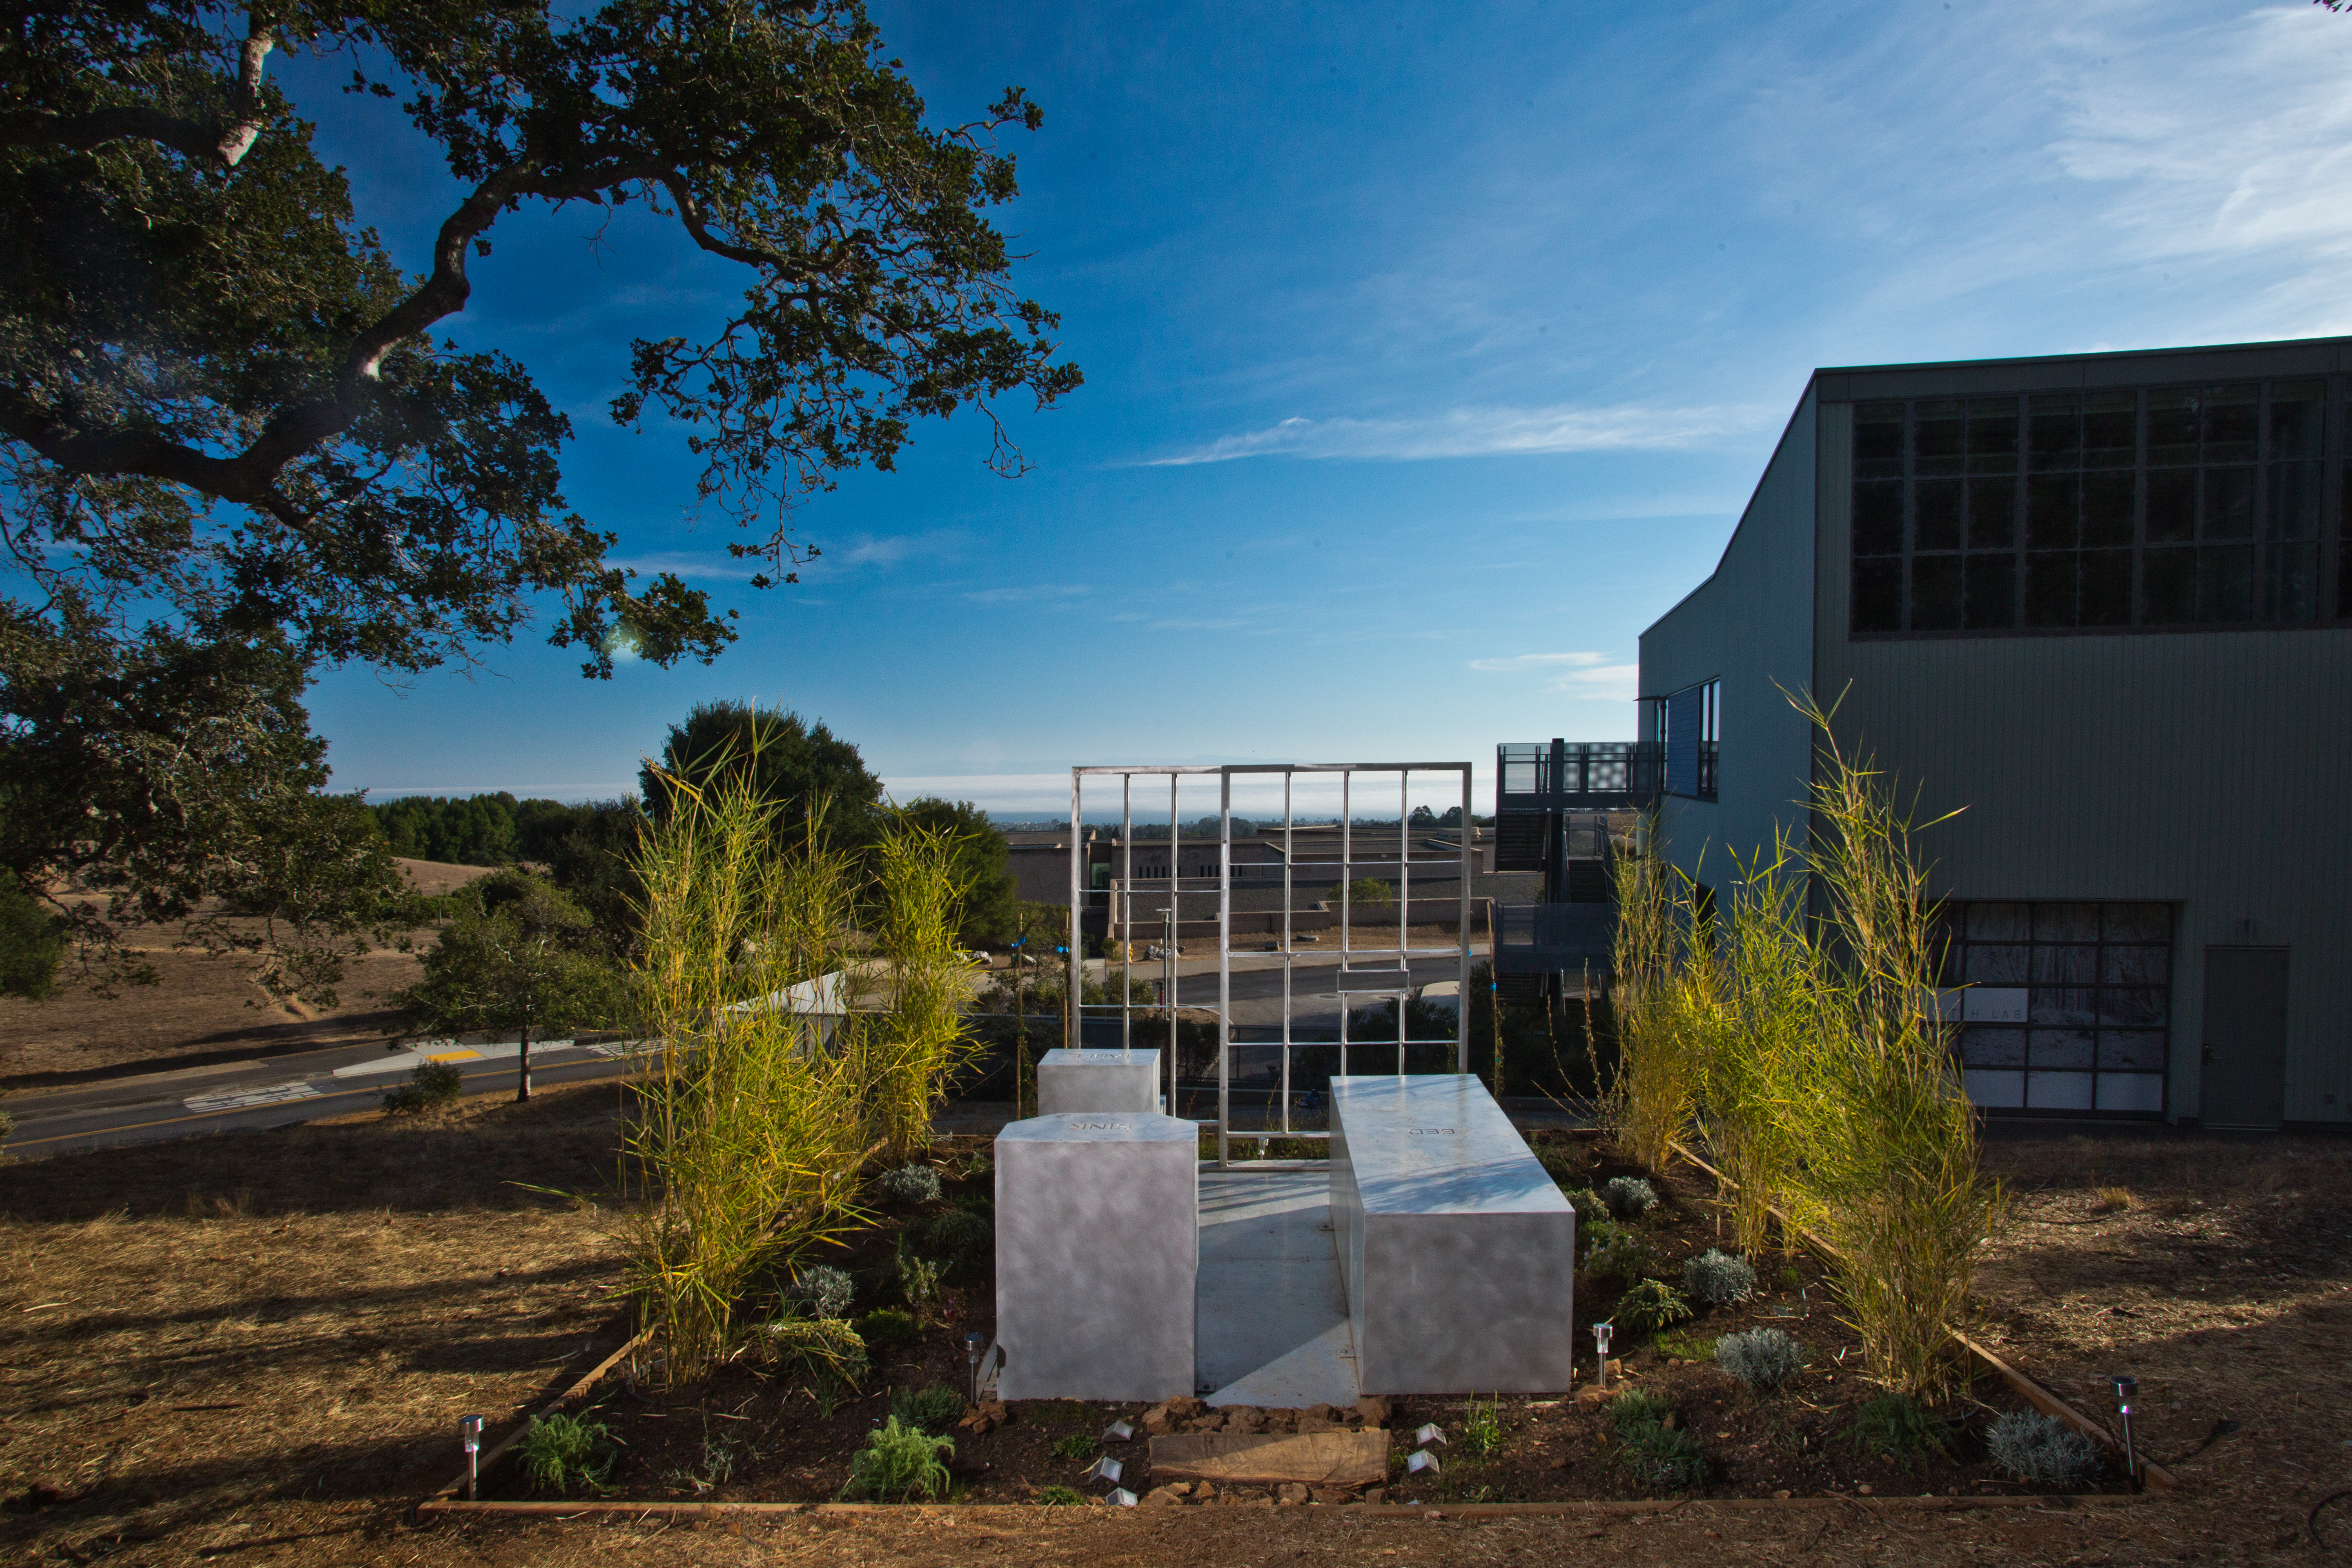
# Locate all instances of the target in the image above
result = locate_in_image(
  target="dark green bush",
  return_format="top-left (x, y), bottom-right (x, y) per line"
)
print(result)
top-left (382, 1059), bottom-right (466, 1113)
top-left (891, 1385), bottom-right (966, 1433)
top-left (857, 1307), bottom-right (920, 1347)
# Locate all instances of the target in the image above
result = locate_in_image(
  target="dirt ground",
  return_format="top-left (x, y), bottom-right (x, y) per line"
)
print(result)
top-left (1, 1093), bottom-right (2346, 1566)
top-left (0, 860), bottom-right (491, 1089)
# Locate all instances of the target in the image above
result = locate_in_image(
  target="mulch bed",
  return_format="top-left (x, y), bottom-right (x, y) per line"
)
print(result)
top-left (486, 1131), bottom-right (2115, 1507)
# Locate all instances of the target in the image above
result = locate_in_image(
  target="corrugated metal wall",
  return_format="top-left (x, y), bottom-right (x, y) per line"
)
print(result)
top-left (1639, 387), bottom-right (1821, 894)
top-left (1813, 395), bottom-right (2352, 1127)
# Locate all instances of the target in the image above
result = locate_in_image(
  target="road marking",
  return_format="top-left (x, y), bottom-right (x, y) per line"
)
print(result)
top-left (183, 1080), bottom-right (322, 1113)
top-left (4, 1056), bottom-right (628, 1151)
top-left (425, 1050), bottom-right (482, 1062)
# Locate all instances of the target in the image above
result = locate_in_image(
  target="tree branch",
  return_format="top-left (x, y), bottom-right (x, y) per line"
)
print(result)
top-left (0, 12), bottom-right (276, 169)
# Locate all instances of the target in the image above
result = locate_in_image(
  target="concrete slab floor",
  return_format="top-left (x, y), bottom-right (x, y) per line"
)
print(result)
top-left (1195, 1169), bottom-right (1358, 1408)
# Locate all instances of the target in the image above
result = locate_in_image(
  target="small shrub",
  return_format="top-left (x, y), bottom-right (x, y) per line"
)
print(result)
top-left (1714, 1327), bottom-right (1809, 1392)
top-left (1682, 1248), bottom-right (1757, 1306)
top-left (1778, 1265), bottom-right (1802, 1292)
top-left (1606, 1389), bottom-right (1706, 1490)
top-left (1621, 1420), bottom-right (1708, 1490)
top-left (757, 1319), bottom-right (870, 1415)
top-left (1607, 1389), bottom-right (1670, 1436)
top-left (891, 1385), bottom-right (967, 1433)
top-left (1615, 1277), bottom-right (1694, 1337)
top-left (382, 1060), bottom-right (466, 1114)
top-left (1581, 1220), bottom-right (1654, 1286)
top-left (1461, 1398), bottom-right (1503, 1459)
top-left (857, 1306), bottom-right (920, 1347)
top-left (922, 1206), bottom-right (992, 1267)
top-left (784, 1264), bottom-right (855, 1321)
top-left (1651, 1328), bottom-right (1719, 1363)
top-left (877, 1163), bottom-right (943, 1206)
top-left (2094, 1185), bottom-right (2134, 1214)
top-left (895, 1243), bottom-right (944, 1312)
top-left (838, 1416), bottom-right (953, 1501)
top-left (1564, 1184), bottom-right (1608, 1217)
top-left (1843, 1392), bottom-right (1951, 1462)
top-left (517, 1410), bottom-right (618, 1495)
top-left (1986, 1410), bottom-right (2102, 1488)
top-left (1603, 1176), bottom-right (1658, 1220)
top-left (1035, 1484), bottom-right (1086, 1505)
top-left (1050, 1433), bottom-right (1096, 1461)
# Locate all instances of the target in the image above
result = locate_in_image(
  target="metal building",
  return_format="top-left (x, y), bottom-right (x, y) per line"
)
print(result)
top-left (1637, 335), bottom-right (2352, 1131)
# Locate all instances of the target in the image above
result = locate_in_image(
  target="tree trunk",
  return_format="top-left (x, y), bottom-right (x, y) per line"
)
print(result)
top-left (517, 1023), bottom-right (532, 1102)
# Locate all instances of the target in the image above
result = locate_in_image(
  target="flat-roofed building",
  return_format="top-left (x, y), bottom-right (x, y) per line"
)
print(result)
top-left (1639, 334), bottom-right (2352, 1130)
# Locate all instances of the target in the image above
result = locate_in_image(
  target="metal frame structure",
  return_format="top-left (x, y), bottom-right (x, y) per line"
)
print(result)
top-left (1068, 762), bottom-right (1476, 1167)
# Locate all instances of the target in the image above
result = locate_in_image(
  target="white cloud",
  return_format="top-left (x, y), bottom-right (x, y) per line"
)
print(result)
top-left (1547, 662), bottom-right (1638, 702)
top-left (1141, 403), bottom-right (1768, 467)
top-left (1467, 651), bottom-right (1611, 673)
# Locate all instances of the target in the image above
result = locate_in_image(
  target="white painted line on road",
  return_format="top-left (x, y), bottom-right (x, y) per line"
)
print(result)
top-left (183, 1080), bottom-right (323, 1113)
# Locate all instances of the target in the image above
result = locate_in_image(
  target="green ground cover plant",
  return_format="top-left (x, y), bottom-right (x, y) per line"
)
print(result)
top-left (517, 1411), bottom-right (619, 1495)
top-left (839, 1417), bottom-right (953, 1501)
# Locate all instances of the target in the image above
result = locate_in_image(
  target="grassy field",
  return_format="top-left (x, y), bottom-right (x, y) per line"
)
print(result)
top-left (0, 1087), bottom-right (2346, 1565)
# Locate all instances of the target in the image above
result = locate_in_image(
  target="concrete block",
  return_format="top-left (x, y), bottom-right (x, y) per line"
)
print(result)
top-left (1036, 1048), bottom-right (1161, 1115)
top-left (1329, 1074), bottom-right (1576, 1395)
top-left (994, 1110), bottom-right (1197, 1401)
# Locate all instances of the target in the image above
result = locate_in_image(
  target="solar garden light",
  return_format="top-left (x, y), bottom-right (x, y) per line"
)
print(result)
top-left (966, 1334), bottom-right (985, 1405)
top-left (2112, 1375), bottom-right (2140, 1488)
top-left (459, 1414), bottom-right (484, 1501)
top-left (1592, 1322), bottom-right (1614, 1390)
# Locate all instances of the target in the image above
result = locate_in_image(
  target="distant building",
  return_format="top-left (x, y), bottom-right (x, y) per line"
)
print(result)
top-left (1639, 335), bottom-right (2352, 1130)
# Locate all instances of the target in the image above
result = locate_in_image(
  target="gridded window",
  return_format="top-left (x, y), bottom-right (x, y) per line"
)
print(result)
top-left (1851, 380), bottom-right (2335, 637)
top-left (1662, 679), bottom-right (1718, 800)
top-left (1933, 901), bottom-right (2172, 1117)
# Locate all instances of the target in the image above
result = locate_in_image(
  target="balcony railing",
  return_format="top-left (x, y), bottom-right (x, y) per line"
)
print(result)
top-left (1490, 901), bottom-right (1616, 975)
top-left (1495, 740), bottom-right (1662, 814)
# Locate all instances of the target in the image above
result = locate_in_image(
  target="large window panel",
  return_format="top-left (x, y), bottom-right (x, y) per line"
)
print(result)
top-left (1854, 377), bottom-right (2336, 637)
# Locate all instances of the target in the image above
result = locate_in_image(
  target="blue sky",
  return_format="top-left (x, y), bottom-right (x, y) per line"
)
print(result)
top-left (301, 0), bottom-right (2352, 818)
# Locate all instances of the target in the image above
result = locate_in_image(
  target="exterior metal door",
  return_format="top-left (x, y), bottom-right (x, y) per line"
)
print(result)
top-left (2199, 947), bottom-right (2288, 1129)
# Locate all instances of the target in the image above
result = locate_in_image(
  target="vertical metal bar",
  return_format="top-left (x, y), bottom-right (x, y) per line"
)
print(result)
top-left (1218, 769), bottom-right (1232, 1168)
top-left (1068, 771), bottom-right (1082, 1051)
top-left (1121, 775), bottom-right (1133, 1059)
top-left (1169, 774), bottom-right (1180, 1125)
top-left (1459, 763), bottom-right (1473, 1078)
top-left (1397, 767), bottom-right (1408, 1077)
top-left (1340, 772), bottom-right (1352, 964)
top-left (1281, 770), bottom-right (1292, 1135)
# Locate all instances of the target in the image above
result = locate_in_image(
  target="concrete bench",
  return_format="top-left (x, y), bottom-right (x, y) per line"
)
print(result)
top-left (1328, 1074), bottom-right (1576, 1394)
top-left (994, 1109), bottom-right (1197, 1401)
top-left (1036, 1048), bottom-right (1160, 1114)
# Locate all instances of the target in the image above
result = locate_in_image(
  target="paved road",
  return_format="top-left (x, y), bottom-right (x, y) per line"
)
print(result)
top-left (7, 946), bottom-right (1496, 1158)
top-left (3, 1034), bottom-right (641, 1159)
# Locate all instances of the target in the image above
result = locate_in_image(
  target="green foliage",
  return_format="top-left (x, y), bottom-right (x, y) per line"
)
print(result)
top-left (1607, 1390), bottom-right (1707, 1491)
top-left (893, 1243), bottom-right (944, 1313)
top-left (1, 618), bottom-right (408, 1004)
top-left (1682, 1248), bottom-right (1758, 1306)
top-left (1985, 1411), bottom-right (2100, 1488)
top-left (1713, 1327), bottom-right (1809, 1392)
top-left (876, 1164), bottom-right (942, 1206)
top-left (394, 871), bottom-right (628, 1074)
top-left (921, 1207), bottom-right (993, 1270)
top-left (1344, 876), bottom-right (1396, 912)
top-left (758, 1319), bottom-right (869, 1415)
top-left (381, 1060), bottom-right (466, 1114)
top-left (517, 1411), bottom-right (619, 1495)
top-left (1034, 1485), bottom-right (1086, 1506)
top-left (1650, 1329), bottom-right (1719, 1363)
top-left (1580, 1219), bottom-right (1654, 1287)
top-left (1606, 1389), bottom-right (1670, 1436)
top-left (838, 1417), bottom-right (953, 1502)
top-left (372, 793), bottom-right (524, 865)
top-left (1602, 1176), bottom-right (1658, 1220)
top-left (1842, 1393), bottom-right (1951, 1463)
top-left (891, 1385), bottom-right (967, 1434)
top-left (857, 1307), bottom-right (920, 1347)
top-left (784, 1265), bottom-right (856, 1322)
top-left (0, 875), bottom-right (64, 1001)
top-left (897, 797), bottom-right (1018, 946)
top-left (1050, 1433), bottom-right (1095, 1461)
top-left (642, 704), bottom-right (884, 846)
top-left (1460, 1399), bottom-right (1503, 1459)
top-left (1614, 1278), bottom-right (1695, 1338)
